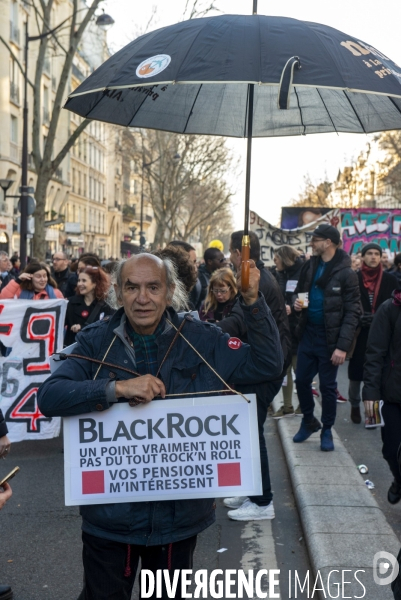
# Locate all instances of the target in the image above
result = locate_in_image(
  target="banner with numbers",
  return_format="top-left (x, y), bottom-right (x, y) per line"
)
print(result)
top-left (0, 299), bottom-right (67, 442)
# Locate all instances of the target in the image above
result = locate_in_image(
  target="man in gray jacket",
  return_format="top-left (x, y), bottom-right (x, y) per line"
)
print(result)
top-left (38, 254), bottom-right (282, 600)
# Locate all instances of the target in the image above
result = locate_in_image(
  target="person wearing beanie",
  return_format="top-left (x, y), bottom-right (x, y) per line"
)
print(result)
top-left (348, 243), bottom-right (397, 426)
top-left (292, 224), bottom-right (360, 451)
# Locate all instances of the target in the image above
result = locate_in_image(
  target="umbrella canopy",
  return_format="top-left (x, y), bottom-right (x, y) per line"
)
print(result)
top-left (65, 14), bottom-right (401, 137)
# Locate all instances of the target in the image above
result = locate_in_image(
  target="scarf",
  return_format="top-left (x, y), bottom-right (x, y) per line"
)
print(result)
top-left (393, 289), bottom-right (401, 306)
top-left (361, 262), bottom-right (383, 312)
top-left (19, 284), bottom-right (57, 300)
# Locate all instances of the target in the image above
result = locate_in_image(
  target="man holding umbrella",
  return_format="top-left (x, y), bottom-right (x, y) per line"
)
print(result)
top-left (38, 254), bottom-right (283, 600)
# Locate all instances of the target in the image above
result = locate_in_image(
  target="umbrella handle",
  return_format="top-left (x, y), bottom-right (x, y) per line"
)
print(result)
top-left (241, 236), bottom-right (250, 292)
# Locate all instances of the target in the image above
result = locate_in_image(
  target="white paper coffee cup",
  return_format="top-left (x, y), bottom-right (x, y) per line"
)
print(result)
top-left (298, 292), bottom-right (309, 308)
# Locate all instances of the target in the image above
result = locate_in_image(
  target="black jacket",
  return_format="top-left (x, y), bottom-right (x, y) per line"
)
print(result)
top-left (363, 296), bottom-right (401, 404)
top-left (275, 257), bottom-right (304, 354)
top-left (195, 264), bottom-right (211, 311)
top-left (0, 409), bottom-right (8, 438)
top-left (0, 273), bottom-right (15, 292)
top-left (64, 295), bottom-right (115, 346)
top-left (294, 249), bottom-right (361, 354)
top-left (348, 270), bottom-right (397, 381)
top-left (51, 267), bottom-right (71, 298)
top-left (219, 260), bottom-right (292, 372)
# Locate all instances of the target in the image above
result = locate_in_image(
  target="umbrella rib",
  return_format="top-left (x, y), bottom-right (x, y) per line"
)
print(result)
top-left (388, 96), bottom-right (401, 117)
top-left (183, 84), bottom-right (203, 134)
top-left (294, 87), bottom-right (306, 134)
top-left (244, 85), bottom-right (250, 137)
top-left (316, 88), bottom-right (338, 135)
top-left (80, 91), bottom-right (108, 120)
top-left (127, 87), bottom-right (156, 127)
top-left (343, 91), bottom-right (367, 134)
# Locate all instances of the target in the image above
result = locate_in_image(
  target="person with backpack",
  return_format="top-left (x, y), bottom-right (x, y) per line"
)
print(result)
top-left (363, 288), bottom-right (401, 505)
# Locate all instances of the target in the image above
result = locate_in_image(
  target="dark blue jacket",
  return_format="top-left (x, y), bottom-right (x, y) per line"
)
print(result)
top-left (38, 295), bottom-right (282, 546)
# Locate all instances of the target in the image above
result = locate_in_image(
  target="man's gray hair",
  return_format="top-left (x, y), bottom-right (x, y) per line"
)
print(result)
top-left (0, 251), bottom-right (9, 260)
top-left (53, 251), bottom-right (68, 259)
top-left (108, 254), bottom-right (189, 312)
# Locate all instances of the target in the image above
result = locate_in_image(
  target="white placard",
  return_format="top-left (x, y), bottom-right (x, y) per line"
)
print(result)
top-left (285, 280), bottom-right (298, 293)
top-left (0, 299), bottom-right (67, 442)
top-left (63, 394), bottom-right (261, 506)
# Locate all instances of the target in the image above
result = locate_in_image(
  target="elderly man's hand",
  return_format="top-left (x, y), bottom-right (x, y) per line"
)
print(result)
top-left (115, 375), bottom-right (166, 403)
top-left (237, 260), bottom-right (260, 305)
top-left (0, 483), bottom-right (12, 510)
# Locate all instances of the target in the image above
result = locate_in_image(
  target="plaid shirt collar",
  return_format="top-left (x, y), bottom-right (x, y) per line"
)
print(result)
top-left (125, 316), bottom-right (166, 376)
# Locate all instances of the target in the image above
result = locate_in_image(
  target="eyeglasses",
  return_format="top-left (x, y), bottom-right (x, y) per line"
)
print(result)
top-left (52, 257), bottom-right (66, 262)
top-left (218, 258), bottom-right (226, 263)
top-left (212, 287), bottom-right (229, 295)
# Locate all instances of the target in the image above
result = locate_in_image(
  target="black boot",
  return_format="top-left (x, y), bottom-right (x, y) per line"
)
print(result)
top-left (388, 480), bottom-right (401, 505)
top-left (350, 406), bottom-right (361, 424)
top-left (0, 584), bottom-right (13, 600)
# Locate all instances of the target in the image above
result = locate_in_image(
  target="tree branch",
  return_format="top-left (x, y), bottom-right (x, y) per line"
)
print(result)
top-left (0, 37), bottom-right (35, 90)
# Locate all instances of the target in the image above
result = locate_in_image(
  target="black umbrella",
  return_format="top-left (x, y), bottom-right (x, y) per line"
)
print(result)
top-left (65, 3), bottom-right (401, 287)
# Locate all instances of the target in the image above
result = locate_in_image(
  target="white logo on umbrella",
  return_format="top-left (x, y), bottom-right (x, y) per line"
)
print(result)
top-left (136, 54), bottom-right (171, 79)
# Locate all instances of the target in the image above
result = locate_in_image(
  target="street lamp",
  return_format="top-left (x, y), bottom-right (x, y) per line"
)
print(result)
top-left (0, 180), bottom-right (14, 200)
top-left (96, 11), bottom-right (115, 31)
top-left (139, 151), bottom-right (181, 251)
top-left (19, 12), bottom-right (114, 267)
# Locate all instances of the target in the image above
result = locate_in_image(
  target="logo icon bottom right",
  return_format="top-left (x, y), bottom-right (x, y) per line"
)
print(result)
top-left (373, 551), bottom-right (399, 586)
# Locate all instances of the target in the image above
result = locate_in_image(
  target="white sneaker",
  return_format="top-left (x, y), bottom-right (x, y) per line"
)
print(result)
top-left (223, 496), bottom-right (248, 509)
top-left (227, 499), bottom-right (275, 521)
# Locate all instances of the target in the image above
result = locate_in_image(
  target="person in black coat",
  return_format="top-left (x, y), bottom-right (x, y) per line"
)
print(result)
top-left (348, 243), bottom-right (397, 425)
top-left (272, 247), bottom-right (304, 417)
top-left (363, 289), bottom-right (401, 506)
top-left (292, 224), bottom-right (360, 452)
top-left (64, 266), bottom-right (114, 347)
top-left (216, 230), bottom-right (290, 521)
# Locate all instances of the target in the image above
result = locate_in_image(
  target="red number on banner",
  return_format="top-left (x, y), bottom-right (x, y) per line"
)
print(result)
top-left (5, 383), bottom-right (51, 432)
top-left (20, 306), bottom-right (61, 375)
top-left (0, 304), bottom-right (13, 337)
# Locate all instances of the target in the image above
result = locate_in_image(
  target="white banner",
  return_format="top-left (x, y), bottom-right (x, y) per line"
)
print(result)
top-left (0, 299), bottom-right (67, 442)
top-left (250, 209), bottom-right (342, 266)
top-left (64, 394), bottom-right (262, 506)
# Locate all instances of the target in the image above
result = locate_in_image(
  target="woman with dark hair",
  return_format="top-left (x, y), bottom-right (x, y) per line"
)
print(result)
top-left (0, 261), bottom-right (63, 299)
top-left (199, 268), bottom-right (238, 322)
top-left (64, 266), bottom-right (114, 346)
top-left (154, 245), bottom-right (197, 300)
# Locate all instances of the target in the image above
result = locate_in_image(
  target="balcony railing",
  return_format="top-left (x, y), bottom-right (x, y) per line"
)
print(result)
top-left (10, 22), bottom-right (20, 44)
top-left (10, 82), bottom-right (20, 105)
top-left (51, 76), bottom-right (57, 91)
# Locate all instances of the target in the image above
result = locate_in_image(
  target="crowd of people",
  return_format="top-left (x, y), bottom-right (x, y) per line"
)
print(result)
top-left (0, 228), bottom-right (400, 599)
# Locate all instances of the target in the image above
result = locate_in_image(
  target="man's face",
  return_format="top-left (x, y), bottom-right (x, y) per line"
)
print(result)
top-left (115, 256), bottom-right (173, 335)
top-left (363, 249), bottom-right (381, 268)
top-left (229, 245), bottom-right (242, 272)
top-left (381, 252), bottom-right (389, 267)
top-left (189, 250), bottom-right (198, 273)
top-left (0, 255), bottom-right (11, 272)
top-left (311, 236), bottom-right (330, 256)
top-left (52, 253), bottom-right (69, 272)
top-left (208, 251), bottom-right (226, 272)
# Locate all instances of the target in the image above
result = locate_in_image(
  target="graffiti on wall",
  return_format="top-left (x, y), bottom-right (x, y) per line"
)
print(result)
top-left (341, 209), bottom-right (401, 254)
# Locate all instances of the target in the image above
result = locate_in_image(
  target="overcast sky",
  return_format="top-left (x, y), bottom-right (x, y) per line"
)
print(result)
top-left (103, 0), bottom-right (401, 227)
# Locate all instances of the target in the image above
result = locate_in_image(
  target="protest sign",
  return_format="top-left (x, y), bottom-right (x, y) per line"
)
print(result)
top-left (341, 208), bottom-right (401, 254)
top-left (63, 394), bottom-right (261, 506)
top-left (0, 299), bottom-right (67, 442)
top-left (250, 209), bottom-right (341, 266)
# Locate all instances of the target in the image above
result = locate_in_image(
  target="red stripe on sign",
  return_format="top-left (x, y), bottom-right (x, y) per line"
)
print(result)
top-left (217, 463), bottom-right (241, 486)
top-left (82, 471), bottom-right (105, 494)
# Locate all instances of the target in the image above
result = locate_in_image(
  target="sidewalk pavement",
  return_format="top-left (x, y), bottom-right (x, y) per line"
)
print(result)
top-left (272, 390), bottom-right (400, 600)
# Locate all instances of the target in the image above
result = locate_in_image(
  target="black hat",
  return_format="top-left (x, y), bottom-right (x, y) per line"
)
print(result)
top-left (311, 223), bottom-right (341, 245)
top-left (361, 243), bottom-right (382, 257)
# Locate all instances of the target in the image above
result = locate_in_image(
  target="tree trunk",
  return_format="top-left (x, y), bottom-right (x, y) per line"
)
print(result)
top-left (32, 169), bottom-right (51, 259)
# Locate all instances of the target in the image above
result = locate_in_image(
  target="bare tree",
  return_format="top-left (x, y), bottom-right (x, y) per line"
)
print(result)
top-left (376, 131), bottom-right (401, 203)
top-left (292, 175), bottom-right (334, 207)
top-left (132, 129), bottom-right (234, 248)
top-left (0, 0), bottom-right (105, 259)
